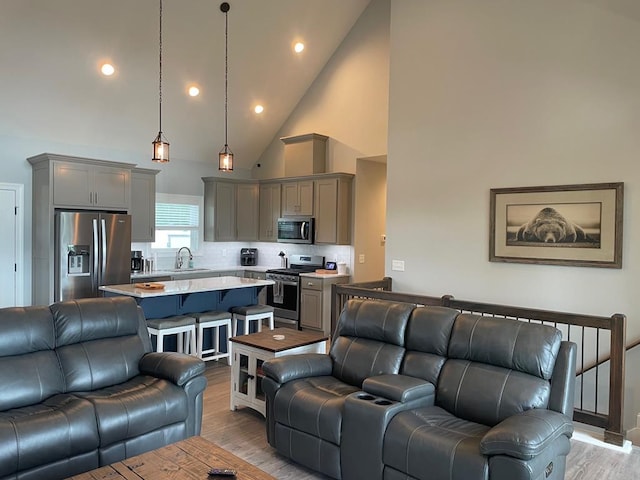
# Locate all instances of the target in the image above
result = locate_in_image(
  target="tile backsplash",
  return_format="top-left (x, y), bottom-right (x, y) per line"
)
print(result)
top-left (131, 241), bottom-right (353, 273)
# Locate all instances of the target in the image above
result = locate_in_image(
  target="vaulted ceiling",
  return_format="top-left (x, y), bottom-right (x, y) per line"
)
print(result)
top-left (0, 0), bottom-right (372, 171)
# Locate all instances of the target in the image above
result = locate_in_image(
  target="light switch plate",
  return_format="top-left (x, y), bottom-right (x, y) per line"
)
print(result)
top-left (391, 260), bottom-right (405, 271)
top-left (359, 254), bottom-right (365, 264)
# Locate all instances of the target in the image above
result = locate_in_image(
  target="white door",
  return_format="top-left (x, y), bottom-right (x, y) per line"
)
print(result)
top-left (0, 184), bottom-right (23, 307)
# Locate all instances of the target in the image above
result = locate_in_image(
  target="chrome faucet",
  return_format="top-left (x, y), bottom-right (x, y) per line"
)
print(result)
top-left (175, 247), bottom-right (193, 269)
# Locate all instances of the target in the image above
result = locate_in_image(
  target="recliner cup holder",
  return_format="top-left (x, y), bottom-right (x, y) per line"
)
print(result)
top-left (357, 394), bottom-right (375, 401)
top-left (374, 399), bottom-right (392, 405)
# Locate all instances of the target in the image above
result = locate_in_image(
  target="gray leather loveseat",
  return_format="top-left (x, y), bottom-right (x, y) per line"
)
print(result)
top-left (0, 296), bottom-right (207, 480)
top-left (262, 298), bottom-right (576, 480)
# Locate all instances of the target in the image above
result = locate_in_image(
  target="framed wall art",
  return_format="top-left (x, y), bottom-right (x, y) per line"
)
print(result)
top-left (489, 182), bottom-right (623, 268)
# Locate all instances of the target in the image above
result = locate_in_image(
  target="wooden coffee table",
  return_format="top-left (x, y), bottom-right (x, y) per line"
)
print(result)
top-left (66, 436), bottom-right (275, 479)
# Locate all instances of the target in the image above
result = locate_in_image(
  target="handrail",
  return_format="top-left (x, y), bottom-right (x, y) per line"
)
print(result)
top-left (579, 337), bottom-right (640, 376)
top-left (331, 280), bottom-right (627, 447)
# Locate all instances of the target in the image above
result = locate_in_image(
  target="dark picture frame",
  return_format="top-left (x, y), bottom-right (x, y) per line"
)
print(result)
top-left (489, 182), bottom-right (624, 268)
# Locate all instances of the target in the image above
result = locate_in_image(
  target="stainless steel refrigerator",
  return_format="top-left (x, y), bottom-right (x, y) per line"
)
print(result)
top-left (54, 211), bottom-right (132, 301)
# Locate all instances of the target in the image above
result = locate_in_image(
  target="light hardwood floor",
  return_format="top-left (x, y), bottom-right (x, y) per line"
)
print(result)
top-left (200, 362), bottom-right (640, 480)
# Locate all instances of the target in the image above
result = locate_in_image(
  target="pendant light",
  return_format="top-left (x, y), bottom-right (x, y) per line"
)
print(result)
top-left (152, 0), bottom-right (170, 163)
top-left (218, 2), bottom-right (233, 171)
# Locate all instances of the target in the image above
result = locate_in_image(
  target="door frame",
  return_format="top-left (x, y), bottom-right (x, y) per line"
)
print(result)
top-left (0, 183), bottom-right (24, 306)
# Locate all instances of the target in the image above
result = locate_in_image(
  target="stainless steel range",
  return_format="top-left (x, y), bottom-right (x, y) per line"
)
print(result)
top-left (266, 254), bottom-right (325, 327)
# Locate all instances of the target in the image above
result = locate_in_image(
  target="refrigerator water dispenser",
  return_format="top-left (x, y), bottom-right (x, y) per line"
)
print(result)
top-left (67, 245), bottom-right (90, 276)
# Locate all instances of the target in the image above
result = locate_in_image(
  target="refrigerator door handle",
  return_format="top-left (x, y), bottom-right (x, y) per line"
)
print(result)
top-left (101, 218), bottom-right (107, 285)
top-left (92, 218), bottom-right (99, 293)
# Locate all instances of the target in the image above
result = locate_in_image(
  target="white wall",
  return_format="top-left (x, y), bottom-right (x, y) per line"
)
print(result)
top-left (253, 0), bottom-right (391, 179)
top-left (387, 0), bottom-right (640, 429)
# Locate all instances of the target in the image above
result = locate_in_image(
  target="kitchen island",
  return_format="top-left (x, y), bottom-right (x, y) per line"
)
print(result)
top-left (100, 276), bottom-right (274, 351)
top-left (100, 276), bottom-right (273, 319)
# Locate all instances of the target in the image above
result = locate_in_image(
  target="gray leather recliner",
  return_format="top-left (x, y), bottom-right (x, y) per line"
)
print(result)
top-left (262, 299), bottom-right (416, 479)
top-left (377, 313), bottom-right (576, 480)
top-left (262, 299), bottom-right (577, 480)
top-left (0, 296), bottom-right (207, 480)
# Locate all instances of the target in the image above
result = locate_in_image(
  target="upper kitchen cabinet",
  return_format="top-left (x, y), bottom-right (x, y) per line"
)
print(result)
top-left (314, 174), bottom-right (353, 245)
top-left (259, 182), bottom-right (281, 241)
top-left (202, 178), bottom-right (258, 242)
top-left (236, 182), bottom-right (259, 241)
top-left (281, 133), bottom-right (328, 178)
top-left (281, 180), bottom-right (314, 216)
top-left (131, 167), bottom-right (159, 242)
top-left (28, 154), bottom-right (133, 210)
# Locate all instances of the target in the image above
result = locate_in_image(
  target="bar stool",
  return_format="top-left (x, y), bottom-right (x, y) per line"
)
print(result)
top-left (146, 315), bottom-right (196, 355)
top-left (231, 305), bottom-right (275, 336)
top-left (192, 310), bottom-right (233, 364)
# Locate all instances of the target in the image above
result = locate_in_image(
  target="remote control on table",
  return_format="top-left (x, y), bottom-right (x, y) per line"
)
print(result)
top-left (208, 468), bottom-right (237, 477)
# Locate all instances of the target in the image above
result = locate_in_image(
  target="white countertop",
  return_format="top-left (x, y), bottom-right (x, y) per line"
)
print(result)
top-left (130, 266), bottom-right (270, 280)
top-left (100, 276), bottom-right (274, 298)
top-left (299, 272), bottom-right (351, 279)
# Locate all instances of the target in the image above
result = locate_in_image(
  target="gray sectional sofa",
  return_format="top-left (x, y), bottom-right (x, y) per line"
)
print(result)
top-left (0, 296), bottom-right (207, 480)
top-left (262, 298), bottom-right (577, 480)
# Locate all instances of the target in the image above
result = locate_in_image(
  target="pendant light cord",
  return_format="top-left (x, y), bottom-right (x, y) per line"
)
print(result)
top-left (158, 0), bottom-right (163, 134)
top-left (224, 6), bottom-right (229, 147)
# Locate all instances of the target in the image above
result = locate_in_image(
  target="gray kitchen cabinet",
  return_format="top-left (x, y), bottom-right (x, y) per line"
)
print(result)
top-left (131, 168), bottom-right (159, 242)
top-left (51, 158), bottom-right (131, 210)
top-left (210, 180), bottom-right (235, 241)
top-left (314, 174), bottom-right (354, 245)
top-left (259, 182), bottom-right (281, 241)
top-left (300, 287), bottom-right (323, 330)
top-left (282, 180), bottom-right (314, 216)
top-left (27, 153), bottom-right (136, 305)
top-left (203, 178), bottom-right (258, 242)
top-left (300, 274), bottom-right (350, 335)
top-left (236, 183), bottom-right (259, 241)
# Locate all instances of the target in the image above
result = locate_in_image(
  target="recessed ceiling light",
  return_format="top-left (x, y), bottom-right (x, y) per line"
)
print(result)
top-left (254, 105), bottom-right (264, 114)
top-left (100, 63), bottom-right (115, 76)
top-left (294, 42), bottom-right (305, 54)
top-left (188, 86), bottom-right (200, 97)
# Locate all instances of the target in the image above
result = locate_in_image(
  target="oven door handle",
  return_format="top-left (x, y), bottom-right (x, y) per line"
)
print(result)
top-left (268, 280), bottom-right (298, 287)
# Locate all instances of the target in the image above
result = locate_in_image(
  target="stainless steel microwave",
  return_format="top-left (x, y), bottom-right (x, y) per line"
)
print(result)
top-left (277, 217), bottom-right (315, 244)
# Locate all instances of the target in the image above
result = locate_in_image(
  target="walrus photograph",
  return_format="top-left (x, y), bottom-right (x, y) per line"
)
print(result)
top-left (506, 203), bottom-right (600, 248)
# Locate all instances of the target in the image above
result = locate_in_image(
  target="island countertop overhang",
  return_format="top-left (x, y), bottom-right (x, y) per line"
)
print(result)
top-left (100, 276), bottom-right (274, 298)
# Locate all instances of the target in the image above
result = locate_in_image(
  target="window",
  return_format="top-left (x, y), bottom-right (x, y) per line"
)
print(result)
top-left (152, 193), bottom-right (202, 252)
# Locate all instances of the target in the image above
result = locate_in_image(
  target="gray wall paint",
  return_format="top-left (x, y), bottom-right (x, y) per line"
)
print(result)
top-left (253, 0), bottom-right (390, 178)
top-left (388, 0), bottom-right (639, 428)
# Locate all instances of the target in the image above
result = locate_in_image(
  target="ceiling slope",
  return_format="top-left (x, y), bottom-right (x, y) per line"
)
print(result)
top-left (0, 0), bottom-right (371, 170)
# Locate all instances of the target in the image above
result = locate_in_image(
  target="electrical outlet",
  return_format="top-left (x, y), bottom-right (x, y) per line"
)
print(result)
top-left (359, 254), bottom-right (365, 264)
top-left (391, 260), bottom-right (405, 271)
top-left (222, 249), bottom-right (227, 257)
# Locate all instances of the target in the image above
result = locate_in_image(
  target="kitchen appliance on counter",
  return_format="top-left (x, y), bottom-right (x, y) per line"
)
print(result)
top-left (277, 217), bottom-right (314, 244)
top-left (55, 211), bottom-right (132, 301)
top-left (240, 248), bottom-right (258, 266)
top-left (266, 254), bottom-right (324, 327)
top-left (131, 250), bottom-right (143, 273)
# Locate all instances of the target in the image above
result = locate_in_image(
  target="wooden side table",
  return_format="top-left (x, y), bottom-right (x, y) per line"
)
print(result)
top-left (230, 328), bottom-right (329, 416)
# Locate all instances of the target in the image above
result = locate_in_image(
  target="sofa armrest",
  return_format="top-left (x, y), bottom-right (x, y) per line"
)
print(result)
top-left (480, 409), bottom-right (574, 460)
top-left (363, 374), bottom-right (435, 403)
top-left (139, 352), bottom-right (205, 386)
top-left (262, 353), bottom-right (333, 384)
